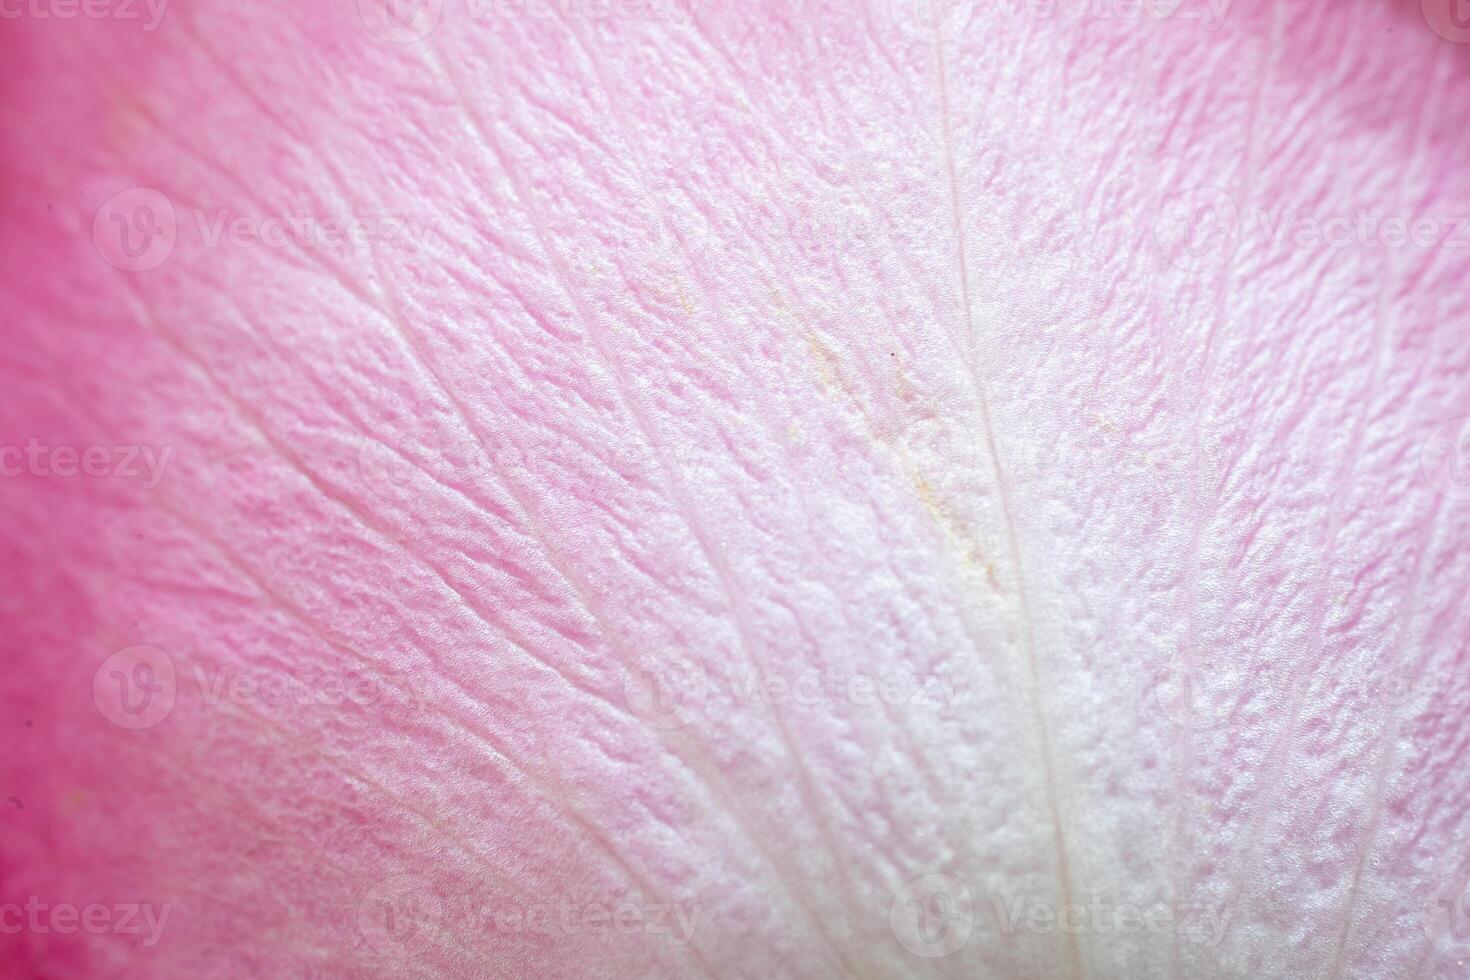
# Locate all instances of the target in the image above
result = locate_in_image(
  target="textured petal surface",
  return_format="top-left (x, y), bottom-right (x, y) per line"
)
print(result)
top-left (2, 1), bottom-right (1469, 977)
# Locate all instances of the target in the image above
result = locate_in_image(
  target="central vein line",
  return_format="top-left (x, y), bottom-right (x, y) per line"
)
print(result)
top-left (934, 37), bottom-right (1084, 980)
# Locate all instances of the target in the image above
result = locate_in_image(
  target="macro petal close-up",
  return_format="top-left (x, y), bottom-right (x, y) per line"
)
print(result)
top-left (2, 0), bottom-right (1469, 977)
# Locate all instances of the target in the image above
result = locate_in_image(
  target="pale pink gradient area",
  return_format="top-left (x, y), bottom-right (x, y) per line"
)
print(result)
top-left (2, 0), bottom-right (1470, 977)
